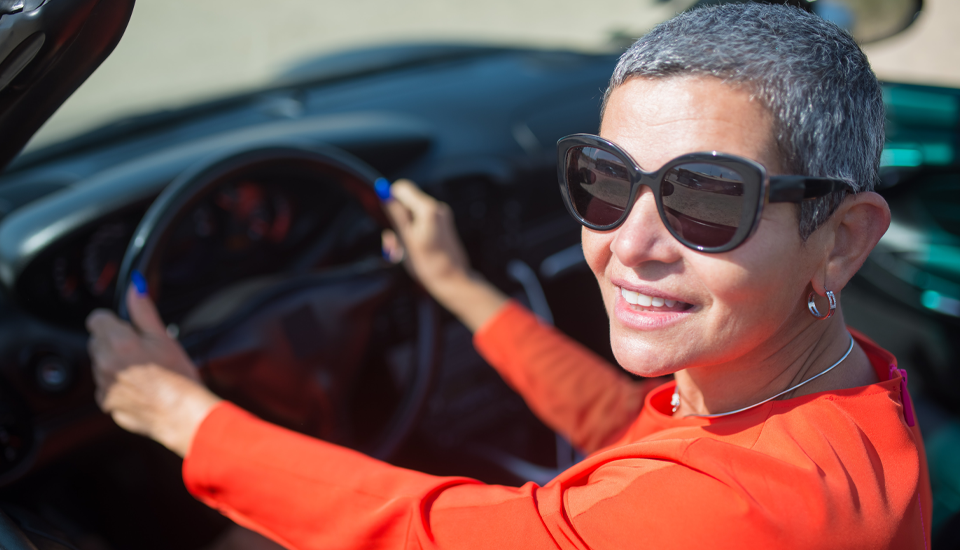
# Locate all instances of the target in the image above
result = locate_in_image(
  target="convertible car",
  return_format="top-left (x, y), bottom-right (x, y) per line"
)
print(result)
top-left (0, 0), bottom-right (957, 548)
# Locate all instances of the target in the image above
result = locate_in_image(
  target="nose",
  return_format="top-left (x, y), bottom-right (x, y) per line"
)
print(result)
top-left (610, 187), bottom-right (684, 267)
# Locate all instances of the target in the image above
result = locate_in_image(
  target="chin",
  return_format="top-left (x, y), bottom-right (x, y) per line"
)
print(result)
top-left (609, 326), bottom-right (685, 378)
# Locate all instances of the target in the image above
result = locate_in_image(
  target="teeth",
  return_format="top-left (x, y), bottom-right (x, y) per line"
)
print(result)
top-left (619, 287), bottom-right (681, 309)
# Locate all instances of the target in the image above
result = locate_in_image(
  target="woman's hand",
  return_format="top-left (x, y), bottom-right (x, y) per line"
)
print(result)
top-left (383, 180), bottom-right (472, 292)
top-left (383, 180), bottom-right (508, 331)
top-left (86, 284), bottom-right (221, 457)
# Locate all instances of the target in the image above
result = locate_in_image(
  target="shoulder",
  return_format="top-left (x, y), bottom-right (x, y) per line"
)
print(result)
top-left (559, 391), bottom-right (924, 549)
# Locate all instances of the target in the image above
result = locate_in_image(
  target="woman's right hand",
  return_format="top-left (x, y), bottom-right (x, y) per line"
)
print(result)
top-left (87, 284), bottom-right (221, 457)
top-left (384, 180), bottom-right (508, 331)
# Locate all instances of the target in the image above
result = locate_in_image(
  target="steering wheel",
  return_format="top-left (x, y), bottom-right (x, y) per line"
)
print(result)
top-left (113, 145), bottom-right (440, 460)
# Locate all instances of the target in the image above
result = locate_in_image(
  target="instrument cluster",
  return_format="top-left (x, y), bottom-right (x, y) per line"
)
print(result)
top-left (23, 175), bottom-right (379, 328)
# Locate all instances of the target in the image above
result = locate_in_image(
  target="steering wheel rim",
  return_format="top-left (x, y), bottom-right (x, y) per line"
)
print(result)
top-left (115, 144), bottom-right (390, 315)
top-left (114, 144), bottom-right (440, 460)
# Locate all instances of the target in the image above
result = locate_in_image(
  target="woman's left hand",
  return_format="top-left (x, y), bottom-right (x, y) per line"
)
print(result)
top-left (383, 180), bottom-right (508, 331)
top-left (86, 285), bottom-right (221, 457)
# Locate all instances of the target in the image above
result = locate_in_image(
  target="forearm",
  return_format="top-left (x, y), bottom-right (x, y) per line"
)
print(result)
top-left (426, 269), bottom-right (509, 332)
top-left (184, 402), bottom-right (515, 550)
top-left (474, 302), bottom-right (654, 453)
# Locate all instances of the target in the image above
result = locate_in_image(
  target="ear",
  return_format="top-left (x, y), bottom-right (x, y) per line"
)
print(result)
top-left (811, 192), bottom-right (891, 295)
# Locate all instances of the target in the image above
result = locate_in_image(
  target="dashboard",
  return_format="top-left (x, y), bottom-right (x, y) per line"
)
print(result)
top-left (13, 163), bottom-right (383, 329)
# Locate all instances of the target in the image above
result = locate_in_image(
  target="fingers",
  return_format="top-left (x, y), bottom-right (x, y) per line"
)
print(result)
top-left (384, 196), bottom-right (413, 233)
top-left (389, 179), bottom-right (455, 232)
top-left (381, 229), bottom-right (404, 263)
top-left (389, 179), bottom-right (437, 219)
top-left (86, 306), bottom-right (140, 370)
top-left (126, 284), bottom-right (167, 338)
top-left (86, 308), bottom-right (136, 346)
top-left (86, 309), bottom-right (130, 394)
top-left (386, 179), bottom-right (457, 236)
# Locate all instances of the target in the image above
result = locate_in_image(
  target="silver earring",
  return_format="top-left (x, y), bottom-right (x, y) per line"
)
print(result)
top-left (807, 290), bottom-right (836, 320)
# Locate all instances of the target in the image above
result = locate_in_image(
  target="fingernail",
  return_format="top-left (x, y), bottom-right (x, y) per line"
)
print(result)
top-left (131, 270), bottom-right (148, 296)
top-left (374, 177), bottom-right (391, 201)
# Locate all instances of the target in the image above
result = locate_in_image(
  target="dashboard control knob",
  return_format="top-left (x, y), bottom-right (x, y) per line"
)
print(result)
top-left (35, 355), bottom-right (72, 392)
top-left (20, 347), bottom-right (75, 394)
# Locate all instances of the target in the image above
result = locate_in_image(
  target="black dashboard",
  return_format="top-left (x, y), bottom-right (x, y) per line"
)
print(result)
top-left (18, 170), bottom-right (381, 329)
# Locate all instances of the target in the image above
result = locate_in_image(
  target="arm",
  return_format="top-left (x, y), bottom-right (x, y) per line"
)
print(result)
top-left (184, 401), bottom-right (793, 550)
top-left (183, 402), bottom-right (563, 550)
top-left (473, 301), bottom-right (655, 453)
top-left (385, 181), bottom-right (653, 453)
top-left (87, 288), bottom-right (563, 549)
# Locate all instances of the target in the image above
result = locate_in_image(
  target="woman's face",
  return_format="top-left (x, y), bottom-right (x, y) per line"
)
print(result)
top-left (586, 76), bottom-right (824, 377)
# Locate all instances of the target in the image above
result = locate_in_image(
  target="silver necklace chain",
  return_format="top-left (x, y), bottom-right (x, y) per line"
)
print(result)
top-left (671, 335), bottom-right (855, 418)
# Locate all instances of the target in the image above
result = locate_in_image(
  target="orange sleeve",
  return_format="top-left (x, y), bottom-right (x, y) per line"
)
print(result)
top-left (182, 403), bottom-right (758, 550)
top-left (183, 395), bottom-right (928, 549)
top-left (473, 301), bottom-right (658, 454)
top-left (183, 402), bottom-right (560, 550)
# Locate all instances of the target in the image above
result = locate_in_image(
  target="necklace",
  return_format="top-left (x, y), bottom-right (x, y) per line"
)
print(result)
top-left (671, 335), bottom-right (855, 418)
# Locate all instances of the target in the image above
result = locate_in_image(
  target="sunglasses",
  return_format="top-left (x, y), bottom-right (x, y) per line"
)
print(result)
top-left (557, 134), bottom-right (851, 252)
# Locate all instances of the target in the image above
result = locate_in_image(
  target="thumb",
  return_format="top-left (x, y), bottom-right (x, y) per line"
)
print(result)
top-left (384, 195), bottom-right (413, 234)
top-left (389, 179), bottom-right (436, 220)
top-left (126, 273), bottom-right (167, 337)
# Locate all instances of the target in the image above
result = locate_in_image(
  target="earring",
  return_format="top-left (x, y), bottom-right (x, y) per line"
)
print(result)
top-left (807, 290), bottom-right (836, 320)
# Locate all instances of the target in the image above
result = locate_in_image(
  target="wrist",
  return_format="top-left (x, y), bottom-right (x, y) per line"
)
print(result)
top-left (429, 270), bottom-right (508, 332)
top-left (155, 376), bottom-right (222, 457)
top-left (426, 266), bottom-right (477, 300)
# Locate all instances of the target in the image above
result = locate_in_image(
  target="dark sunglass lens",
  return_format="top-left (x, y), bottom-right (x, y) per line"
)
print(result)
top-left (661, 163), bottom-right (745, 248)
top-left (565, 146), bottom-right (632, 226)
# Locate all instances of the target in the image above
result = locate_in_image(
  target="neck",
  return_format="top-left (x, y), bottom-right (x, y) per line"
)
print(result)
top-left (672, 308), bottom-right (870, 417)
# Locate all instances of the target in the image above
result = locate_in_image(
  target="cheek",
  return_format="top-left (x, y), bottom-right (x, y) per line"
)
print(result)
top-left (691, 223), bottom-right (813, 354)
top-left (713, 208), bottom-right (809, 300)
top-left (696, 261), bottom-right (792, 329)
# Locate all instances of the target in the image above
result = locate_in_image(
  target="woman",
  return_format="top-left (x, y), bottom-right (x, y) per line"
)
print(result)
top-left (87, 4), bottom-right (931, 549)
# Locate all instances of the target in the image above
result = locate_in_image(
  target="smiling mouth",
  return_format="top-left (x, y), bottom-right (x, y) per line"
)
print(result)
top-left (617, 286), bottom-right (693, 312)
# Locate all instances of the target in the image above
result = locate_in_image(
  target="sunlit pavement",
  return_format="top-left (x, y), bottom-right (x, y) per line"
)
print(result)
top-left (24, 0), bottom-right (960, 152)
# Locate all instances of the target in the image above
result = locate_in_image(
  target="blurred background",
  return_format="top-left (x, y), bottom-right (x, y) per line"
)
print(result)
top-left (26, 0), bottom-right (960, 152)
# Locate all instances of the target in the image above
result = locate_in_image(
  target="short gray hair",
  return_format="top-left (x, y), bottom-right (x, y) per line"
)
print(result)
top-left (603, 3), bottom-right (884, 239)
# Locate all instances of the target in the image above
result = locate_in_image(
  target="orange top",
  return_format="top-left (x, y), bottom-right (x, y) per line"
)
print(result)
top-left (183, 301), bottom-right (932, 549)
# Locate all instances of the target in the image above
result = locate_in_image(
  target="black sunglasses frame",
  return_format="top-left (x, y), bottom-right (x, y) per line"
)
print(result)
top-left (557, 134), bottom-right (851, 253)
